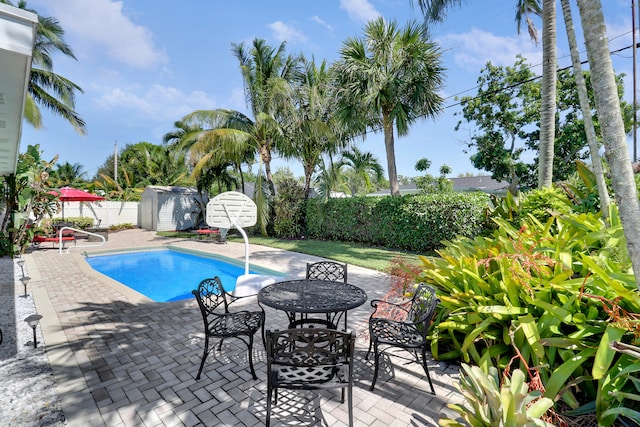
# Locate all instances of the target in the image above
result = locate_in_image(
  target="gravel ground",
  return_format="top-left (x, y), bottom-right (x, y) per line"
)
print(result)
top-left (0, 257), bottom-right (65, 427)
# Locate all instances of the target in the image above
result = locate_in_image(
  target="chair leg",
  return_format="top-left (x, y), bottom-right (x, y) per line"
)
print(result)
top-left (347, 384), bottom-right (353, 427)
top-left (247, 335), bottom-right (257, 380)
top-left (366, 333), bottom-right (373, 360)
top-left (266, 383), bottom-right (273, 427)
top-left (421, 347), bottom-right (436, 395)
top-left (370, 341), bottom-right (380, 391)
top-left (195, 335), bottom-right (210, 380)
top-left (258, 304), bottom-right (267, 350)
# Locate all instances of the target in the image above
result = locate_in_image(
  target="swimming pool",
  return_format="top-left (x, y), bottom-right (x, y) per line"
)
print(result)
top-left (85, 248), bottom-right (283, 302)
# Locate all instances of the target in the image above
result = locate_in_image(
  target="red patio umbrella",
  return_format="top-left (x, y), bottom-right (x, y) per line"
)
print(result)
top-left (49, 187), bottom-right (105, 220)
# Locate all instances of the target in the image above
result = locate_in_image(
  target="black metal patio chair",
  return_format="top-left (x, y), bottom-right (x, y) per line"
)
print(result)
top-left (366, 283), bottom-right (440, 394)
top-left (192, 276), bottom-right (265, 380)
top-left (266, 327), bottom-right (357, 427)
top-left (304, 261), bottom-right (348, 329)
top-left (306, 261), bottom-right (348, 283)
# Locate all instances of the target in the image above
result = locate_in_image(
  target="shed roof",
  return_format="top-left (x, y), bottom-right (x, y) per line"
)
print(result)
top-left (143, 185), bottom-right (200, 195)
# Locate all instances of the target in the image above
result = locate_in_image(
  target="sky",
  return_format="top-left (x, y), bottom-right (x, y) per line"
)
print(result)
top-left (19, 0), bottom-right (637, 181)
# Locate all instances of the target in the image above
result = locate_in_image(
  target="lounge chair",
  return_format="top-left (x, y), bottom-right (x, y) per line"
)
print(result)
top-left (32, 228), bottom-right (76, 248)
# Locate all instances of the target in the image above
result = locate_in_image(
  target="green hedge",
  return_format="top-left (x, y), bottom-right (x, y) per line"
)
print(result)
top-left (305, 192), bottom-right (490, 253)
top-left (50, 217), bottom-right (96, 230)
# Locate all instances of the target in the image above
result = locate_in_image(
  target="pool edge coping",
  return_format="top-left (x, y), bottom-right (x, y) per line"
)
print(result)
top-left (79, 246), bottom-right (286, 303)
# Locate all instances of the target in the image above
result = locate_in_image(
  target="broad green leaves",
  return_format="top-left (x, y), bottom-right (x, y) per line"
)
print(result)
top-left (423, 206), bottom-right (640, 423)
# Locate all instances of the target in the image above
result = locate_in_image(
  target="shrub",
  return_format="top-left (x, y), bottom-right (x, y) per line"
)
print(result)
top-left (419, 205), bottom-right (640, 425)
top-left (519, 187), bottom-right (572, 224)
top-left (273, 178), bottom-right (305, 239)
top-left (306, 192), bottom-right (489, 253)
top-left (51, 216), bottom-right (95, 230)
top-left (109, 223), bottom-right (136, 231)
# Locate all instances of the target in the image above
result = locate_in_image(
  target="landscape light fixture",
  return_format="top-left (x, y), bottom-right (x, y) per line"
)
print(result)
top-left (19, 276), bottom-right (31, 297)
top-left (17, 259), bottom-right (25, 276)
top-left (24, 314), bottom-right (42, 348)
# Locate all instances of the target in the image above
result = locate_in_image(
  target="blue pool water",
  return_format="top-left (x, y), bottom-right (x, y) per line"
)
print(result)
top-left (85, 249), bottom-right (279, 302)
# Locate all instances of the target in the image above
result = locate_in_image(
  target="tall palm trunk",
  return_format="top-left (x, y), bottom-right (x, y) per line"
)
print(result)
top-left (383, 113), bottom-right (400, 196)
top-left (578, 0), bottom-right (640, 289)
top-left (538, 0), bottom-right (557, 188)
top-left (560, 0), bottom-right (610, 221)
top-left (260, 144), bottom-right (276, 198)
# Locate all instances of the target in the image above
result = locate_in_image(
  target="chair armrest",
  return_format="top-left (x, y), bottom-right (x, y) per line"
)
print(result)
top-left (370, 297), bottom-right (412, 310)
top-left (369, 298), bottom-right (411, 320)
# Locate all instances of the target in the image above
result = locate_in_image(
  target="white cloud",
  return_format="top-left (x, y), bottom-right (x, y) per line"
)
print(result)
top-left (96, 84), bottom-right (214, 122)
top-left (267, 21), bottom-right (307, 44)
top-left (440, 28), bottom-right (542, 74)
top-left (339, 0), bottom-right (380, 23)
top-left (36, 0), bottom-right (167, 69)
top-left (311, 16), bottom-right (334, 33)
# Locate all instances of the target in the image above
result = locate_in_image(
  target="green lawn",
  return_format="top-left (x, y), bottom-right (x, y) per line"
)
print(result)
top-left (158, 231), bottom-right (423, 272)
top-left (231, 236), bottom-right (423, 272)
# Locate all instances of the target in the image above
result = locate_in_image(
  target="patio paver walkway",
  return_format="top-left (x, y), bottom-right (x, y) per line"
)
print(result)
top-left (18, 229), bottom-right (463, 426)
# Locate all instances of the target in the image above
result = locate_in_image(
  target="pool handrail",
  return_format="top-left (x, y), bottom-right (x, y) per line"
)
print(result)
top-left (58, 226), bottom-right (106, 254)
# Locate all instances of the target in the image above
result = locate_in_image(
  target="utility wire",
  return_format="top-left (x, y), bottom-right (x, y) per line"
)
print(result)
top-left (356, 40), bottom-right (638, 139)
top-left (445, 42), bottom-right (637, 109)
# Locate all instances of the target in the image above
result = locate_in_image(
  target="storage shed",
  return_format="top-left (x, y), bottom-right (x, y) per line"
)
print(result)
top-left (140, 186), bottom-right (203, 231)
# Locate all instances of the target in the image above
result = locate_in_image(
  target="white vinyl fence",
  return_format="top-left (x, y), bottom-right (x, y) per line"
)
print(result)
top-left (55, 201), bottom-right (139, 228)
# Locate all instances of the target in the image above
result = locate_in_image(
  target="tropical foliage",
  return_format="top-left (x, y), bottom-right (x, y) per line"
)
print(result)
top-left (93, 142), bottom-right (192, 197)
top-left (455, 56), bottom-right (630, 191)
top-left (0, 0), bottom-right (85, 132)
top-left (418, 197), bottom-right (640, 425)
top-left (280, 57), bottom-right (347, 200)
top-left (439, 364), bottom-right (555, 427)
top-left (50, 161), bottom-right (88, 188)
top-left (0, 145), bottom-right (58, 255)
top-left (337, 147), bottom-right (385, 196)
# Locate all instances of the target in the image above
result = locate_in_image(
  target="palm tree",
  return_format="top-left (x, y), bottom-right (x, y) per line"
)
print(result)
top-left (560, 0), bottom-right (610, 220)
top-left (181, 109), bottom-right (281, 235)
top-left (577, 0), bottom-right (640, 289)
top-left (312, 156), bottom-right (345, 202)
top-left (181, 109), bottom-right (256, 195)
top-left (537, 0), bottom-right (557, 189)
top-left (413, 0), bottom-right (557, 189)
top-left (162, 120), bottom-right (200, 150)
top-left (182, 39), bottom-right (300, 235)
top-left (280, 57), bottom-right (347, 200)
top-left (515, 0), bottom-right (542, 42)
top-left (51, 161), bottom-right (87, 187)
top-left (1, 0), bottom-right (85, 133)
top-left (338, 147), bottom-right (385, 196)
top-left (232, 38), bottom-right (302, 197)
top-left (335, 17), bottom-right (444, 196)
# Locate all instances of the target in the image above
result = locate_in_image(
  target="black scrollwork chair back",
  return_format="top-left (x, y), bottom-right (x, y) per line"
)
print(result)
top-left (192, 277), bottom-right (265, 380)
top-left (306, 261), bottom-right (348, 283)
top-left (366, 283), bottom-right (440, 394)
top-left (266, 328), bottom-right (357, 427)
top-left (305, 261), bottom-right (348, 329)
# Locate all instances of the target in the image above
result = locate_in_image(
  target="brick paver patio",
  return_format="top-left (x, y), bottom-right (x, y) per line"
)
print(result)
top-left (19, 229), bottom-right (462, 426)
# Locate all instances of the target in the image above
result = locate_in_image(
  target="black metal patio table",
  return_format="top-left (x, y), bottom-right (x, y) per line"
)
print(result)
top-left (257, 279), bottom-right (367, 330)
